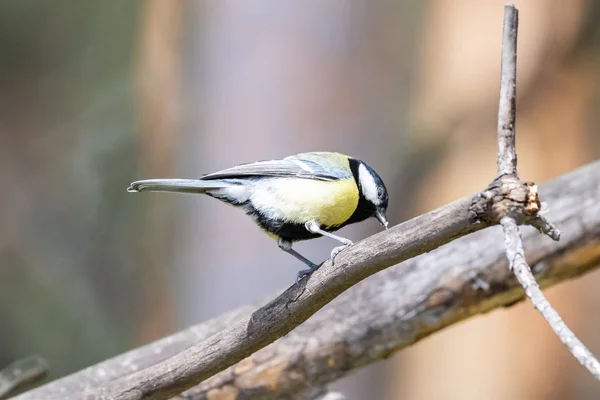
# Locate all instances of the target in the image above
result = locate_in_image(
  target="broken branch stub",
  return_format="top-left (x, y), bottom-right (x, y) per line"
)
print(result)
top-left (469, 175), bottom-right (541, 225)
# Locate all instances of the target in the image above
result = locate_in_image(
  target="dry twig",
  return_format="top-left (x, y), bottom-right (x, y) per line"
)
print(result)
top-left (485, 3), bottom-right (600, 380)
top-left (501, 217), bottom-right (600, 379)
top-left (496, 4), bottom-right (518, 178)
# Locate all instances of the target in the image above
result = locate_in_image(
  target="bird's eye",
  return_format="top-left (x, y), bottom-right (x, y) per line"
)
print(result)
top-left (377, 187), bottom-right (384, 197)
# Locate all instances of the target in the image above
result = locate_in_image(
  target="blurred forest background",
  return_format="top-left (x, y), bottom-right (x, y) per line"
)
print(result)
top-left (1, 1), bottom-right (600, 399)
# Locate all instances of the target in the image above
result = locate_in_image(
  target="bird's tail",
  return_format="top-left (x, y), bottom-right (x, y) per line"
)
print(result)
top-left (127, 179), bottom-right (231, 194)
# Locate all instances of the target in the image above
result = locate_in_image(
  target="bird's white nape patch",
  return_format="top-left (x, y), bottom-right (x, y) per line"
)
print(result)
top-left (358, 163), bottom-right (380, 205)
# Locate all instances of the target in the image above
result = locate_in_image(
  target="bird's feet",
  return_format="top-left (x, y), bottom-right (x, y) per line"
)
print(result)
top-left (330, 239), bottom-right (353, 265)
top-left (296, 262), bottom-right (322, 284)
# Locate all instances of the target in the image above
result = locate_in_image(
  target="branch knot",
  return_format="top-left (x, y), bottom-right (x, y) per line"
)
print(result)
top-left (468, 174), bottom-right (540, 225)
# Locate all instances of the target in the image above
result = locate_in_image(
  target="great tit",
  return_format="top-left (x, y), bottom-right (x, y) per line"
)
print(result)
top-left (127, 152), bottom-right (389, 281)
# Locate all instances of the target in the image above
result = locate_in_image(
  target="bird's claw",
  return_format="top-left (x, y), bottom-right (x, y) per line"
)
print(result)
top-left (294, 238), bottom-right (354, 283)
top-left (296, 269), bottom-right (311, 284)
top-left (296, 263), bottom-right (321, 284)
top-left (330, 241), bottom-right (353, 265)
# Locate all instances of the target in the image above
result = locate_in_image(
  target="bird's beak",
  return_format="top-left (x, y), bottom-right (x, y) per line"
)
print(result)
top-left (375, 209), bottom-right (389, 230)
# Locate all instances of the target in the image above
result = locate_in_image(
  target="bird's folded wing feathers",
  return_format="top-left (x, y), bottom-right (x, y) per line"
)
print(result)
top-left (200, 156), bottom-right (351, 181)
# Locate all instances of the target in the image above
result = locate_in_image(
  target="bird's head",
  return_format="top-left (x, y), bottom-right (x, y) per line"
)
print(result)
top-left (352, 160), bottom-right (389, 229)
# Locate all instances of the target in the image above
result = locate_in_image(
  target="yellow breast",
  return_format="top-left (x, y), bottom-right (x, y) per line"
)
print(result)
top-left (250, 178), bottom-right (359, 228)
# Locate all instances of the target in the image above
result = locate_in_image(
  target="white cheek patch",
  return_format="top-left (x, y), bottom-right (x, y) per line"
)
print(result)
top-left (358, 163), bottom-right (380, 205)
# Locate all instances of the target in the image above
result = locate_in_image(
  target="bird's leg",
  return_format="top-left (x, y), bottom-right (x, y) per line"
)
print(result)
top-left (305, 220), bottom-right (353, 263)
top-left (305, 220), bottom-right (353, 245)
top-left (277, 238), bottom-right (320, 283)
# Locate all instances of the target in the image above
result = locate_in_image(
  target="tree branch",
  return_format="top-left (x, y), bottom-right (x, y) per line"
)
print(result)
top-left (13, 161), bottom-right (600, 400)
top-left (65, 196), bottom-right (489, 400)
top-left (0, 356), bottom-right (48, 400)
top-left (491, 3), bottom-right (600, 381)
top-left (179, 162), bottom-right (600, 399)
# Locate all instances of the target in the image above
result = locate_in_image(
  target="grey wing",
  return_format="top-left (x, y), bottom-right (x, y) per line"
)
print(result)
top-left (200, 157), bottom-right (350, 181)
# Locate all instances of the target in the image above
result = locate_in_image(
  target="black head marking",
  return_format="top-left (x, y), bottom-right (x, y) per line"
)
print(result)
top-left (345, 158), bottom-right (388, 226)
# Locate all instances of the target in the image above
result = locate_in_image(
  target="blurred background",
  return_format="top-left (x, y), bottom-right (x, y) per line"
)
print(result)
top-left (1, 0), bottom-right (599, 399)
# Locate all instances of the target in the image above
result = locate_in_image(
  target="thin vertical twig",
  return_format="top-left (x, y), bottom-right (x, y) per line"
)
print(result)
top-left (497, 4), bottom-right (519, 177)
top-left (496, 3), bottom-right (600, 381)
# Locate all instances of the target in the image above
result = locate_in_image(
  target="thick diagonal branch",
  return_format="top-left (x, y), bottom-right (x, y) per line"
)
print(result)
top-left (59, 195), bottom-right (487, 400)
top-left (13, 161), bottom-right (600, 400)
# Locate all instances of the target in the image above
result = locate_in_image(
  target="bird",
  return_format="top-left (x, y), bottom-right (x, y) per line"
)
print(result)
top-left (127, 152), bottom-right (389, 281)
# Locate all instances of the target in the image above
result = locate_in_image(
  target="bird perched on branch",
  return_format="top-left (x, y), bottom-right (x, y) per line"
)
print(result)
top-left (128, 152), bottom-right (389, 281)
